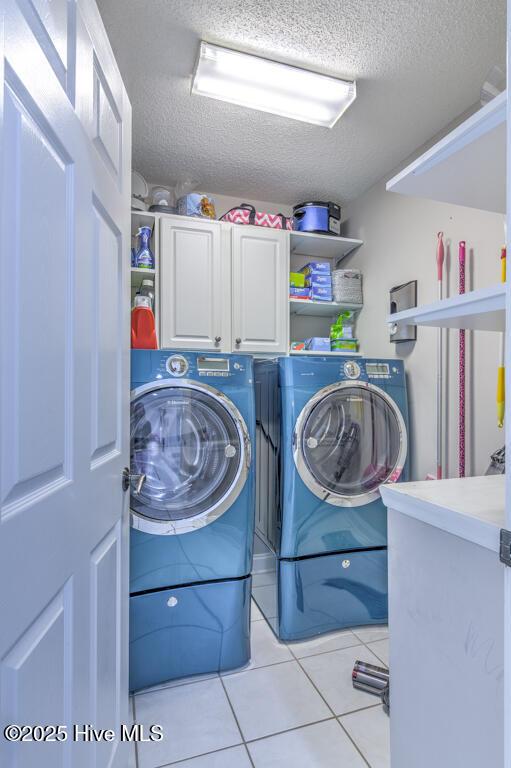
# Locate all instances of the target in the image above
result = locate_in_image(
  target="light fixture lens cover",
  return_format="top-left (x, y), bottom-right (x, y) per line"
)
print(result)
top-left (192, 42), bottom-right (356, 128)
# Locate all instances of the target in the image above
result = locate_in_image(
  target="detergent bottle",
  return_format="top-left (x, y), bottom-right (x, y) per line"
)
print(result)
top-left (131, 295), bottom-right (157, 349)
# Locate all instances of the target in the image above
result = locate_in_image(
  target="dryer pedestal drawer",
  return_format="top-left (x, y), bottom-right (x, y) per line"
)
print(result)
top-left (278, 549), bottom-right (388, 642)
top-left (129, 576), bottom-right (251, 692)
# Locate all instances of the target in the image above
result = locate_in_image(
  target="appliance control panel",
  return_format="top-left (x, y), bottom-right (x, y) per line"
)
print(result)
top-left (366, 362), bottom-right (390, 379)
top-left (343, 361), bottom-right (361, 379)
top-left (197, 356), bottom-right (231, 377)
top-left (166, 354), bottom-right (189, 377)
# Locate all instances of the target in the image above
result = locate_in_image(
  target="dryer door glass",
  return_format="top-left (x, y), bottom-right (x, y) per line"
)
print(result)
top-left (300, 385), bottom-right (403, 500)
top-left (130, 387), bottom-right (243, 523)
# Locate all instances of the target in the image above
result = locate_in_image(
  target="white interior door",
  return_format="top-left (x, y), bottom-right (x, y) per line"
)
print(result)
top-left (231, 226), bottom-right (289, 354)
top-left (0, 2), bottom-right (131, 767)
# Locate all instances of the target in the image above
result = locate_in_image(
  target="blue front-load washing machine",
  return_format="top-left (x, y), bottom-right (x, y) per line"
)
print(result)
top-left (129, 350), bottom-right (255, 691)
top-left (253, 356), bottom-right (409, 641)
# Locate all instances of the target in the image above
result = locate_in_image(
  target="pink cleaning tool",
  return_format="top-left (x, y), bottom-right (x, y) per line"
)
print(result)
top-left (436, 232), bottom-right (444, 480)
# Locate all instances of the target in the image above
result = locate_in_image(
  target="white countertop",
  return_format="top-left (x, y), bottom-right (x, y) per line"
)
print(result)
top-left (380, 475), bottom-right (505, 552)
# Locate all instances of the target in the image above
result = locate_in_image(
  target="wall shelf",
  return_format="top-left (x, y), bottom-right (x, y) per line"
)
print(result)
top-left (290, 349), bottom-right (362, 357)
top-left (290, 231), bottom-right (363, 261)
top-left (387, 284), bottom-right (505, 331)
top-left (386, 90), bottom-right (506, 214)
top-left (289, 298), bottom-right (362, 316)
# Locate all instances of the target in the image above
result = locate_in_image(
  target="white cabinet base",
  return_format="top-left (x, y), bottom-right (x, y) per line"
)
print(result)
top-left (388, 509), bottom-right (504, 767)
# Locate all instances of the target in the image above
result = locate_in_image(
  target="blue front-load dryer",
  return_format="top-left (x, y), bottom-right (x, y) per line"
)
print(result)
top-left (253, 356), bottom-right (409, 642)
top-left (129, 350), bottom-right (255, 691)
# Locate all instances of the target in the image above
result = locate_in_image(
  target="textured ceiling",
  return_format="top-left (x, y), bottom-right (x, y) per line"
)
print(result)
top-left (97, 0), bottom-right (506, 206)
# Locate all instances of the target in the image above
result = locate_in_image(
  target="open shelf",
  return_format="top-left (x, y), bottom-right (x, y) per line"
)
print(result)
top-left (290, 349), bottom-right (362, 357)
top-left (290, 231), bottom-right (363, 261)
top-left (386, 91), bottom-right (506, 214)
top-left (381, 475), bottom-right (504, 553)
top-left (387, 284), bottom-right (505, 331)
top-left (289, 298), bottom-right (362, 316)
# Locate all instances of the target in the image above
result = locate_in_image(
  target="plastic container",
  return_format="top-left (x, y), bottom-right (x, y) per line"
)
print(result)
top-left (131, 295), bottom-right (157, 349)
top-left (331, 338), bottom-right (358, 352)
top-left (177, 193), bottom-right (216, 219)
top-left (139, 279), bottom-right (155, 309)
top-left (134, 226), bottom-right (155, 270)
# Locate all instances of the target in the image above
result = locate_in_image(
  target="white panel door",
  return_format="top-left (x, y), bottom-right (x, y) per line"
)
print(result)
top-left (232, 226), bottom-right (289, 354)
top-left (160, 216), bottom-right (229, 351)
top-left (0, 2), bottom-right (131, 767)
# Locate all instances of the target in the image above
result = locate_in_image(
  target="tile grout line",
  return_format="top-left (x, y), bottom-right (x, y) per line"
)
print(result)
top-left (133, 632), bottom-right (388, 699)
top-left (157, 741), bottom-right (245, 768)
top-left (218, 672), bottom-right (256, 767)
top-left (293, 654), bottom-right (372, 768)
top-left (133, 627), bottom-right (388, 767)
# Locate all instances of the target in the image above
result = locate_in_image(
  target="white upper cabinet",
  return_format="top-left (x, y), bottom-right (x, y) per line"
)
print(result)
top-left (159, 216), bottom-right (228, 351)
top-left (231, 226), bottom-right (289, 354)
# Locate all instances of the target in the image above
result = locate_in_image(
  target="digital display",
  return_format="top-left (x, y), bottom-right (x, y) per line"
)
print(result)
top-left (366, 363), bottom-right (390, 375)
top-left (197, 357), bottom-right (230, 372)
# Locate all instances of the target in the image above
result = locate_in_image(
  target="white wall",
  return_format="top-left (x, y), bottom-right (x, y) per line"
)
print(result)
top-left (343, 179), bottom-right (505, 480)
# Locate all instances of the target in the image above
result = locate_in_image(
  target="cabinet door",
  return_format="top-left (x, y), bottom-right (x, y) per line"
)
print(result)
top-left (232, 227), bottom-right (289, 354)
top-left (160, 217), bottom-right (227, 350)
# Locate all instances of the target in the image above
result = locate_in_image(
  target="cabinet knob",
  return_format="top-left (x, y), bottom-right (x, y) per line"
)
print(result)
top-left (235, 338), bottom-right (241, 345)
top-left (215, 336), bottom-right (221, 343)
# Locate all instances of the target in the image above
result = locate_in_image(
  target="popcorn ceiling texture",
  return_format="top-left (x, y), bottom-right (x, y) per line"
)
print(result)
top-left (97, 0), bottom-right (505, 205)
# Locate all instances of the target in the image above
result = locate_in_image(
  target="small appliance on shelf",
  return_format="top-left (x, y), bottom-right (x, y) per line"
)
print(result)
top-left (293, 201), bottom-right (341, 235)
top-left (149, 185), bottom-right (176, 214)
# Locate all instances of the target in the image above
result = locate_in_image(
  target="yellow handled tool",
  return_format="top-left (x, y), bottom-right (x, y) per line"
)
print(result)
top-left (497, 246), bottom-right (506, 428)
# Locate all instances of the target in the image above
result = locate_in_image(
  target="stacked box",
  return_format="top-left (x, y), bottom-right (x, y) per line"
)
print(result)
top-left (305, 337), bottom-right (331, 352)
top-left (290, 272), bottom-right (306, 288)
top-left (331, 339), bottom-right (359, 352)
top-left (289, 286), bottom-right (310, 299)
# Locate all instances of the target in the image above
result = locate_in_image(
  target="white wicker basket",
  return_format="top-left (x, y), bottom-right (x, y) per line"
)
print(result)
top-left (332, 269), bottom-right (363, 304)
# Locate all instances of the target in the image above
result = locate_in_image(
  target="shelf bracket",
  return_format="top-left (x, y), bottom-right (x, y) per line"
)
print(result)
top-left (499, 529), bottom-right (511, 567)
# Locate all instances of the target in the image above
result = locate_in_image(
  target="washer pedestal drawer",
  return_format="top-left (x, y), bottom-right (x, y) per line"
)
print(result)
top-left (278, 549), bottom-right (388, 642)
top-left (129, 576), bottom-right (251, 692)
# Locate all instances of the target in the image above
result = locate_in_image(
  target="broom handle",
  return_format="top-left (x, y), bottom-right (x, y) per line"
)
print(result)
top-left (459, 241), bottom-right (466, 477)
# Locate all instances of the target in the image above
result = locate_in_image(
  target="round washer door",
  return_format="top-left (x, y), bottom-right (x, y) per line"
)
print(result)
top-left (130, 380), bottom-right (251, 534)
top-left (293, 381), bottom-right (407, 507)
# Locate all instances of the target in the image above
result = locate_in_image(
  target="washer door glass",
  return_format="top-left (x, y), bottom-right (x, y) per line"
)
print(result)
top-left (300, 385), bottom-right (403, 499)
top-left (131, 387), bottom-right (243, 522)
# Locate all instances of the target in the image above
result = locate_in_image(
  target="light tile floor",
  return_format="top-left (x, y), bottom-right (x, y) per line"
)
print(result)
top-left (131, 600), bottom-right (389, 767)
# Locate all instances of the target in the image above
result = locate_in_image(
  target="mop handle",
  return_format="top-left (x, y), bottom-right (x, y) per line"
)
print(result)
top-left (497, 246), bottom-right (506, 428)
top-left (459, 241), bottom-right (466, 477)
top-left (436, 232), bottom-right (444, 480)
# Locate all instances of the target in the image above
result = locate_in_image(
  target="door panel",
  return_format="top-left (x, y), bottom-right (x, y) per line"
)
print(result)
top-left (16, 0), bottom-right (72, 91)
top-left (232, 227), bottom-right (289, 354)
top-left (160, 216), bottom-right (226, 350)
top-left (0, 2), bottom-right (131, 767)
top-left (1, 582), bottom-right (73, 768)
top-left (90, 521), bottom-right (122, 768)
top-left (91, 199), bottom-right (122, 467)
top-left (1, 70), bottom-right (72, 514)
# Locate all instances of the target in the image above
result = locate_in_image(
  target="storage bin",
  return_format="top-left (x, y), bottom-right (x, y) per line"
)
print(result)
top-left (332, 269), bottom-right (363, 304)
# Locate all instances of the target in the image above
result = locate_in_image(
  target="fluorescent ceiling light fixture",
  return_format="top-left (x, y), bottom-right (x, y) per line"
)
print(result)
top-left (192, 42), bottom-right (356, 128)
